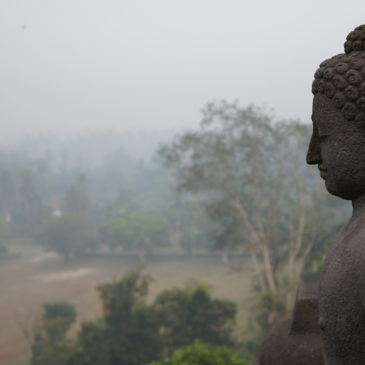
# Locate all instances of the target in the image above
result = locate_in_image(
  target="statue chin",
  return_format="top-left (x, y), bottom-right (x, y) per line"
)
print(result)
top-left (324, 181), bottom-right (346, 200)
top-left (325, 180), bottom-right (363, 201)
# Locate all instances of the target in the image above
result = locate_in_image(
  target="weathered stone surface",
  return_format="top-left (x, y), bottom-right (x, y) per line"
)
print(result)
top-left (306, 25), bottom-right (365, 364)
top-left (260, 285), bottom-right (323, 365)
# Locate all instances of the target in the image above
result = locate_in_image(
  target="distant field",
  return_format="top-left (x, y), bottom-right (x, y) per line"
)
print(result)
top-left (0, 242), bottom-right (253, 365)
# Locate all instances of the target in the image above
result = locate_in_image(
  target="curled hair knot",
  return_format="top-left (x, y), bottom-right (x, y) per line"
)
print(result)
top-left (313, 25), bottom-right (365, 122)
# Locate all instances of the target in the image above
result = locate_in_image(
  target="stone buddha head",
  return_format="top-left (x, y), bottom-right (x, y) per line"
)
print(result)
top-left (307, 25), bottom-right (365, 200)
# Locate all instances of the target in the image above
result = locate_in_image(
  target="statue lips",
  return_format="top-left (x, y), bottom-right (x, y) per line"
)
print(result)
top-left (318, 166), bottom-right (328, 180)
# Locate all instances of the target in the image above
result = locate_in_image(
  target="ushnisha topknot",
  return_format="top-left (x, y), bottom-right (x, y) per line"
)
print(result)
top-left (345, 25), bottom-right (365, 54)
top-left (312, 25), bottom-right (365, 124)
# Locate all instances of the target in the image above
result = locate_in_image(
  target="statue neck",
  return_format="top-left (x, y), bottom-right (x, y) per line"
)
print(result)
top-left (352, 193), bottom-right (365, 218)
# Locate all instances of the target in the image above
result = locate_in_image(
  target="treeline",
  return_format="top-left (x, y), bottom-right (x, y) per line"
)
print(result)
top-left (0, 102), bottom-right (351, 288)
top-left (0, 102), bottom-right (351, 284)
top-left (0, 106), bottom-right (346, 257)
top-left (0, 130), bottom-right (214, 258)
top-left (30, 271), bottom-right (251, 365)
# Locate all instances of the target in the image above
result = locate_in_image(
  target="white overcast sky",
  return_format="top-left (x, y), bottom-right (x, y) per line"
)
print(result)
top-left (0, 0), bottom-right (364, 142)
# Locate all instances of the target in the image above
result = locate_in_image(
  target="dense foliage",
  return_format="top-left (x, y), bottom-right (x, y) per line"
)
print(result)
top-left (31, 302), bottom-right (77, 365)
top-left (154, 284), bottom-right (236, 354)
top-left (0, 132), bottom-right (217, 258)
top-left (150, 341), bottom-right (251, 365)
top-left (71, 271), bottom-right (163, 365)
top-left (30, 271), bottom-right (239, 365)
top-left (37, 214), bottom-right (96, 260)
top-left (101, 209), bottom-right (170, 261)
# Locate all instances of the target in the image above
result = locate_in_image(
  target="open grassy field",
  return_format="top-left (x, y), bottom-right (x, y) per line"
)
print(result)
top-left (0, 243), bottom-right (253, 365)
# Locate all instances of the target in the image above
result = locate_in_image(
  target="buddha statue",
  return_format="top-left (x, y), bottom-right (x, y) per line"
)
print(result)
top-left (307, 24), bottom-right (365, 364)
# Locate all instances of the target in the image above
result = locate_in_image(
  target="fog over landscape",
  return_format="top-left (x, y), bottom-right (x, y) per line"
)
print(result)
top-left (0, 1), bottom-right (364, 365)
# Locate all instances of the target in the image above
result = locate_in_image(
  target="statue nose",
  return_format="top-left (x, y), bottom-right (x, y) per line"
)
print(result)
top-left (306, 149), bottom-right (321, 165)
top-left (306, 133), bottom-right (321, 165)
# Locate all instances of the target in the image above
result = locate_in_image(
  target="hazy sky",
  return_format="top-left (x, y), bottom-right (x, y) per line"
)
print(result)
top-left (0, 0), bottom-right (364, 142)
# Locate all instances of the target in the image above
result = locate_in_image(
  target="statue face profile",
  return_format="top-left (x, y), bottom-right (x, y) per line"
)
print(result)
top-left (307, 93), bottom-right (365, 200)
top-left (307, 24), bottom-right (365, 201)
top-left (306, 24), bottom-right (365, 365)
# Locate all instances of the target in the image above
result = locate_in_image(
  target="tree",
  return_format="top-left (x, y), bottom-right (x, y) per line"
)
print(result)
top-left (0, 169), bottom-right (15, 214)
top-left (103, 209), bottom-right (170, 262)
top-left (69, 321), bottom-right (110, 365)
top-left (98, 271), bottom-right (163, 365)
top-left (150, 340), bottom-right (251, 365)
top-left (168, 197), bottom-right (215, 257)
top-left (30, 272), bottom-right (244, 365)
top-left (62, 174), bottom-right (90, 214)
top-left (37, 214), bottom-right (96, 260)
top-left (159, 101), bottom-right (327, 328)
top-left (41, 302), bottom-right (76, 341)
top-left (13, 169), bottom-right (47, 236)
top-left (31, 302), bottom-right (77, 365)
top-left (154, 283), bottom-right (236, 355)
top-left (71, 271), bottom-right (163, 365)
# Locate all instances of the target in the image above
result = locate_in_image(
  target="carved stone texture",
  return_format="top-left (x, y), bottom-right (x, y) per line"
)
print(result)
top-left (312, 25), bottom-right (365, 125)
top-left (307, 25), bottom-right (365, 364)
top-left (259, 285), bottom-right (323, 365)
